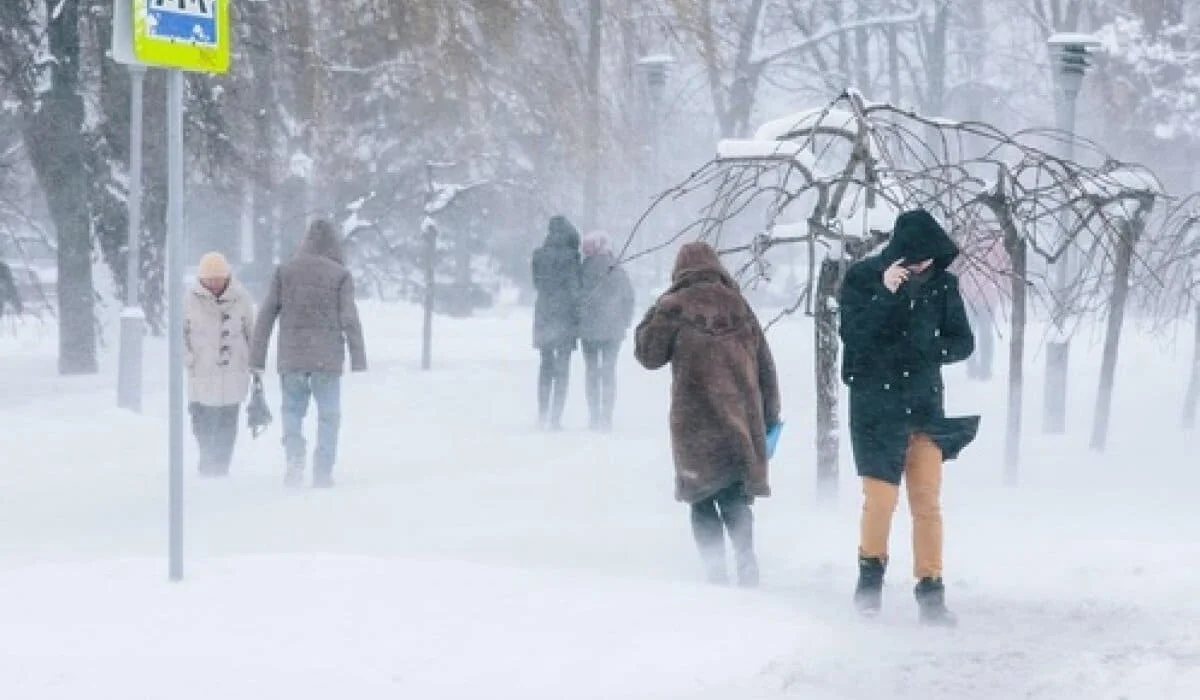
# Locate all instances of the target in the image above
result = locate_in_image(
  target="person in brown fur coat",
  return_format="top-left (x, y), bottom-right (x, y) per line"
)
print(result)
top-left (634, 242), bottom-right (782, 587)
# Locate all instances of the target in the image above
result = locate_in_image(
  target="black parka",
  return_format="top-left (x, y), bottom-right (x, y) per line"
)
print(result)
top-left (532, 216), bottom-right (582, 350)
top-left (838, 210), bottom-right (980, 484)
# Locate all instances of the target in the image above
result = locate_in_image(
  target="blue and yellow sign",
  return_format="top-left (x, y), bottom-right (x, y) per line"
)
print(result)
top-left (132, 0), bottom-right (230, 74)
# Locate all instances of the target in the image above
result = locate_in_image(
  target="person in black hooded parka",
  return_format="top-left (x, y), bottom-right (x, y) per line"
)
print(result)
top-left (838, 209), bottom-right (980, 627)
top-left (532, 215), bottom-right (583, 430)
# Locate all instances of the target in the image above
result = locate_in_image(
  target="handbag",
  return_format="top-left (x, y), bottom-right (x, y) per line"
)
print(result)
top-left (246, 374), bottom-right (273, 438)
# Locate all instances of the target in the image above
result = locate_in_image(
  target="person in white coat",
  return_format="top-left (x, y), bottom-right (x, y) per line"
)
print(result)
top-left (185, 252), bottom-right (256, 476)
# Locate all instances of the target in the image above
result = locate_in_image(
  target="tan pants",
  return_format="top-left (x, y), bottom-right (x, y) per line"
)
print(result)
top-left (860, 433), bottom-right (943, 579)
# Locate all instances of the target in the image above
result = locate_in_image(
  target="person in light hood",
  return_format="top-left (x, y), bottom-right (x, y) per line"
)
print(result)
top-left (579, 232), bottom-right (635, 431)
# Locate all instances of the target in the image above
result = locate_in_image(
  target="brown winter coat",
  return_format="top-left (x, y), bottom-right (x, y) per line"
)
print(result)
top-left (634, 243), bottom-right (782, 504)
top-left (250, 222), bottom-right (367, 374)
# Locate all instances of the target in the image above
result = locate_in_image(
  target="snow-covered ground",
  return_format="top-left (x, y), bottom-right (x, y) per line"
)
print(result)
top-left (1, 303), bottom-right (1198, 699)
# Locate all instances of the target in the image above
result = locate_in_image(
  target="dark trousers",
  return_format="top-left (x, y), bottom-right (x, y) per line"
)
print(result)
top-left (189, 403), bottom-right (240, 476)
top-left (690, 482), bottom-right (758, 586)
top-left (582, 340), bottom-right (620, 430)
top-left (538, 343), bottom-right (574, 429)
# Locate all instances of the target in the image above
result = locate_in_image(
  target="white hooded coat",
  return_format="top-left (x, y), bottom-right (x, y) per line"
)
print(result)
top-left (185, 278), bottom-right (256, 407)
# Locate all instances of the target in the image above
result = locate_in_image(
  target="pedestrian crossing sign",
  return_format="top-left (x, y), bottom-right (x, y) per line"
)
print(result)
top-left (131, 0), bottom-right (230, 74)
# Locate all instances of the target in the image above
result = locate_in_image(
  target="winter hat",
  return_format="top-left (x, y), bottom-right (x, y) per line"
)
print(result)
top-left (582, 232), bottom-right (611, 257)
top-left (197, 251), bottom-right (232, 280)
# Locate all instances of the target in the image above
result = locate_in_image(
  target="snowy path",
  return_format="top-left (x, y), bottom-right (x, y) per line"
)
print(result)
top-left (1, 304), bottom-right (1198, 698)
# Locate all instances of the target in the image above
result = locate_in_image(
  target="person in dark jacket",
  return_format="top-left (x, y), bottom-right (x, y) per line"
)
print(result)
top-left (532, 215), bottom-right (582, 431)
top-left (838, 209), bottom-right (979, 627)
top-left (635, 242), bottom-right (782, 587)
top-left (579, 233), bottom-right (635, 431)
top-left (251, 219), bottom-right (367, 488)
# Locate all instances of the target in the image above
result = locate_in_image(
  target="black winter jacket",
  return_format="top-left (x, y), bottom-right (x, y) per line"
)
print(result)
top-left (532, 216), bottom-right (582, 349)
top-left (839, 211), bottom-right (979, 484)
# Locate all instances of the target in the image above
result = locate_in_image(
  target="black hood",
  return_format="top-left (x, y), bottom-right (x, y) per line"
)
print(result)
top-left (544, 215), bottom-right (581, 250)
top-left (880, 209), bottom-right (959, 271)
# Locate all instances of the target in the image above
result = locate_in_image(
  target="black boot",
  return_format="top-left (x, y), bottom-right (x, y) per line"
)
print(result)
top-left (915, 577), bottom-right (957, 627)
top-left (691, 499), bottom-right (728, 585)
top-left (854, 556), bottom-right (886, 615)
top-left (537, 354), bottom-right (553, 429)
top-left (718, 489), bottom-right (758, 588)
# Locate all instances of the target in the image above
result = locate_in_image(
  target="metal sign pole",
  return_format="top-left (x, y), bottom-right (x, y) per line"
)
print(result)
top-left (115, 0), bottom-right (229, 582)
top-left (167, 68), bottom-right (186, 582)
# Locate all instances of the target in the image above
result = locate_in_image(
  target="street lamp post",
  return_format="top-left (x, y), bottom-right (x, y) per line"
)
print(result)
top-left (1043, 32), bottom-right (1100, 435)
top-left (117, 64), bottom-right (148, 412)
top-left (636, 53), bottom-right (675, 285)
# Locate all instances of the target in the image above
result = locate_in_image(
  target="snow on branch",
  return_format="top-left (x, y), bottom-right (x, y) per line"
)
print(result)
top-left (749, 10), bottom-right (924, 68)
top-left (425, 180), bottom-right (488, 215)
top-left (620, 90), bottom-right (1175, 331)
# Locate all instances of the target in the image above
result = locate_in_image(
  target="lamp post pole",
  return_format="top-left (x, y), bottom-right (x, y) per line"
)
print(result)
top-left (636, 54), bottom-right (674, 285)
top-left (1043, 33), bottom-right (1099, 435)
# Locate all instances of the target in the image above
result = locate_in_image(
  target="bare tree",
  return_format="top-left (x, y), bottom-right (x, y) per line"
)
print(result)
top-left (620, 91), bottom-right (1172, 493)
top-left (0, 1), bottom-right (97, 374)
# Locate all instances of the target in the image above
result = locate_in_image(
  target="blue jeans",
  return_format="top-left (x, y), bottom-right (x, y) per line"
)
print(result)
top-left (281, 372), bottom-right (342, 475)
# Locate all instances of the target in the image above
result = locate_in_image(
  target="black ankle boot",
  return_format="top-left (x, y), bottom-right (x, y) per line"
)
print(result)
top-left (854, 556), bottom-right (886, 615)
top-left (915, 577), bottom-right (957, 627)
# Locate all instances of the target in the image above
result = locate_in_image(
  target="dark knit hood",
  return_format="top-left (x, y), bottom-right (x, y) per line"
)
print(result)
top-left (544, 215), bottom-right (581, 250)
top-left (299, 219), bottom-right (344, 264)
top-left (881, 210), bottom-right (959, 271)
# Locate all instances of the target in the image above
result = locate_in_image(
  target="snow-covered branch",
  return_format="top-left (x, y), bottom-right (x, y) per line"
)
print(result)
top-left (750, 10), bottom-right (924, 67)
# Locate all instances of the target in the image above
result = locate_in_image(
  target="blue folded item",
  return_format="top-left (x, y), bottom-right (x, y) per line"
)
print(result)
top-left (765, 421), bottom-right (784, 459)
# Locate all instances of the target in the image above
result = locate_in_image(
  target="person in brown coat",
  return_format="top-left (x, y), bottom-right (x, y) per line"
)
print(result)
top-left (251, 219), bottom-right (367, 488)
top-left (634, 242), bottom-right (782, 587)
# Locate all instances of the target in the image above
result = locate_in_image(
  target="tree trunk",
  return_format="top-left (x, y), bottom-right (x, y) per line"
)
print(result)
top-left (247, 0), bottom-right (277, 289)
top-left (1182, 303), bottom-right (1200, 428)
top-left (815, 256), bottom-right (842, 500)
top-left (24, 0), bottom-right (96, 374)
top-left (724, 0), bottom-right (766, 137)
top-left (833, 1), bottom-right (851, 91)
top-left (1090, 214), bottom-right (1143, 451)
top-left (886, 22), bottom-right (901, 104)
top-left (422, 221), bottom-right (437, 371)
top-left (1003, 225), bottom-right (1027, 483)
top-left (923, 5), bottom-right (949, 116)
top-left (287, 0), bottom-right (317, 225)
top-left (582, 0), bottom-right (602, 230)
top-left (854, 0), bottom-right (872, 92)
